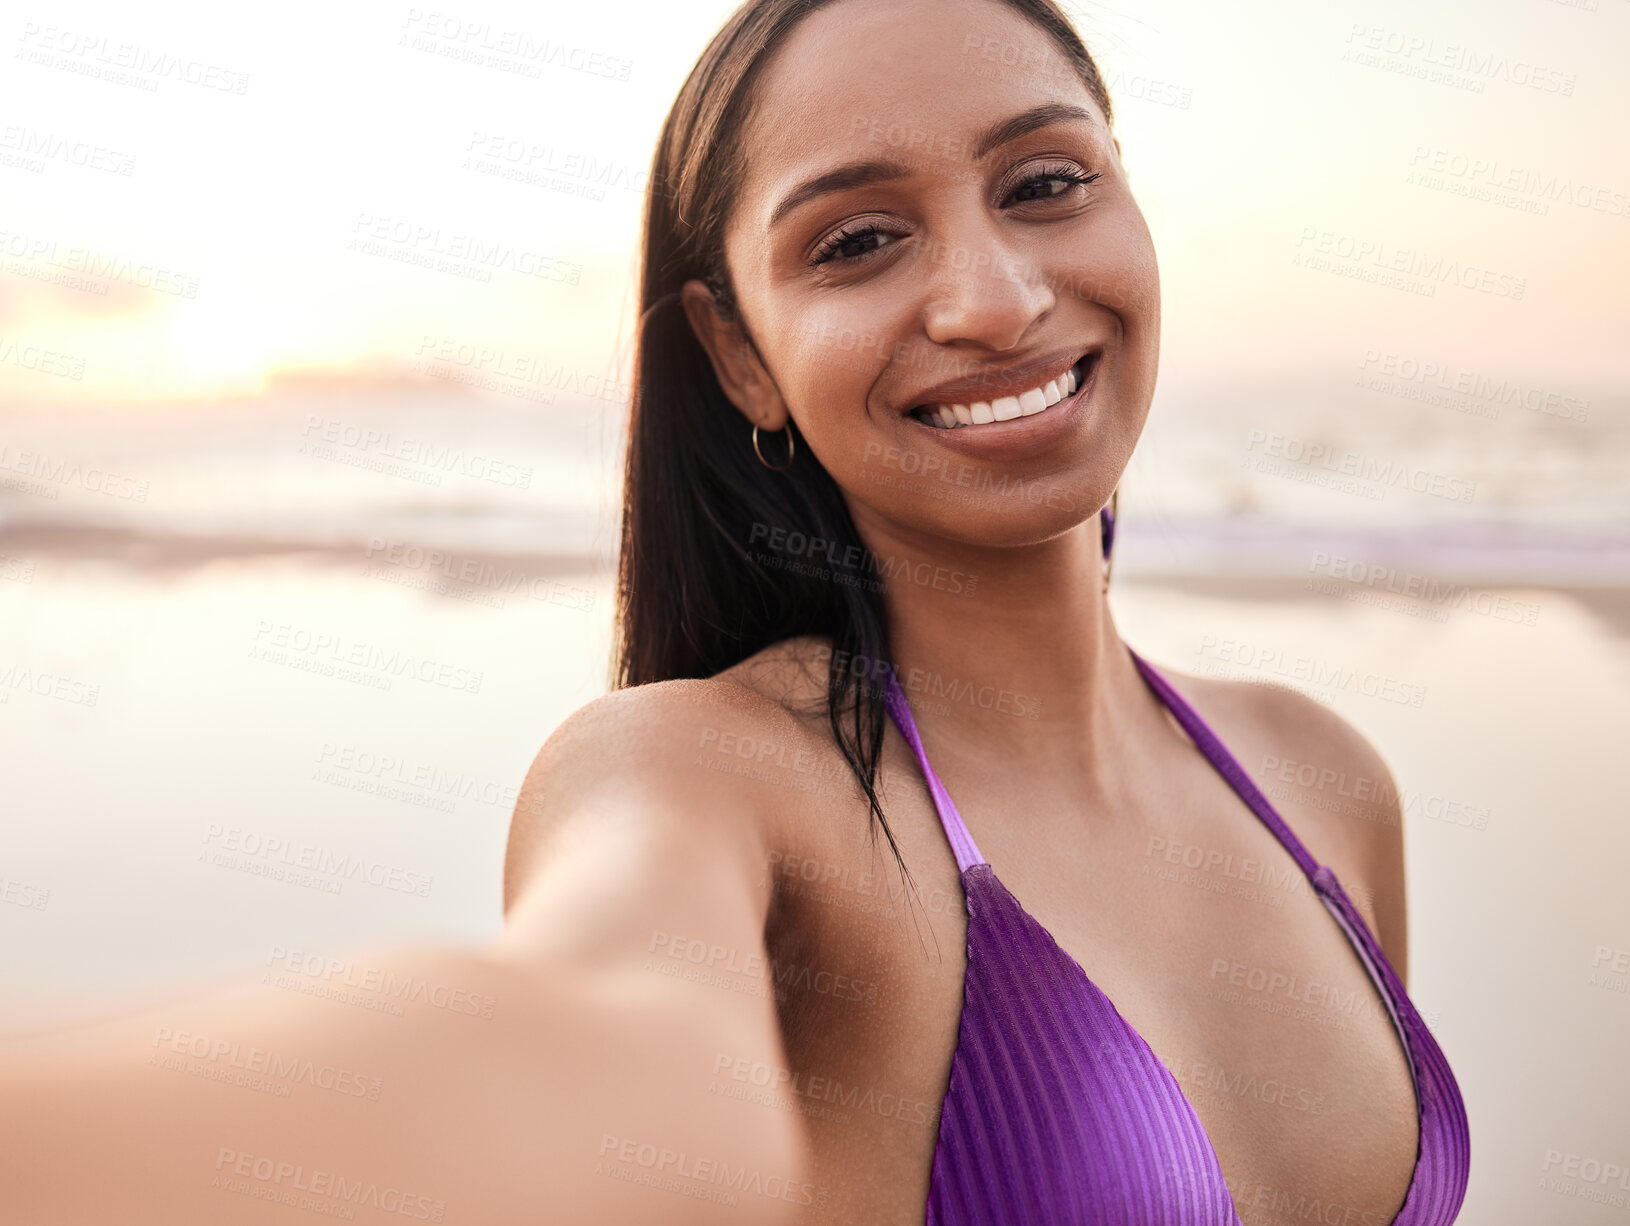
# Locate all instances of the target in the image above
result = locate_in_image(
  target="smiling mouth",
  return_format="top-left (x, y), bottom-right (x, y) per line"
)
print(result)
top-left (908, 352), bottom-right (1099, 430)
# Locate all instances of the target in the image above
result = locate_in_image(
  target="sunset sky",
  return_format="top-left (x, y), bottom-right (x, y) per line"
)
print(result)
top-left (1, 0), bottom-right (1625, 408)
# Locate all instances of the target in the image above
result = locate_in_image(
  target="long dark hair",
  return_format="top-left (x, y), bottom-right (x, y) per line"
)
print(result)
top-left (615, 0), bottom-right (1116, 880)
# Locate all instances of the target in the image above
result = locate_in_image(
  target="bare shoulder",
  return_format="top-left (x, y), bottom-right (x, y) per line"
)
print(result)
top-left (1150, 662), bottom-right (1410, 981)
top-left (503, 637), bottom-right (841, 911)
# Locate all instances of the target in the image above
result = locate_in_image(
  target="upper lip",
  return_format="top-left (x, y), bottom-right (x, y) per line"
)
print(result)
top-left (900, 346), bottom-right (1097, 412)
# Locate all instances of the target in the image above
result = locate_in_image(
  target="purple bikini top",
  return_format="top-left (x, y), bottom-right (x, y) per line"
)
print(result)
top-left (880, 648), bottom-right (1470, 1226)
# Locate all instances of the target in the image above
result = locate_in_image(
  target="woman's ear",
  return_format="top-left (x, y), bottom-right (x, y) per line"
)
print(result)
top-left (680, 280), bottom-right (789, 431)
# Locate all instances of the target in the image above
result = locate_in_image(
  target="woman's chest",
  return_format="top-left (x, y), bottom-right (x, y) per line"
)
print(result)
top-left (764, 763), bottom-right (1420, 1225)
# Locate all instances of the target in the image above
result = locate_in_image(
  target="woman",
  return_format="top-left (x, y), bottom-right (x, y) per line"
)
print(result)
top-left (524, 0), bottom-right (1468, 1220)
top-left (1, 1), bottom-right (1467, 1223)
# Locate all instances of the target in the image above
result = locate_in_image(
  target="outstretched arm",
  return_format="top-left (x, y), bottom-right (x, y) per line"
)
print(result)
top-left (0, 681), bottom-right (808, 1225)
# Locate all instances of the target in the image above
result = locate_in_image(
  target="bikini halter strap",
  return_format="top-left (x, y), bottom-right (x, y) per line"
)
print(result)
top-left (880, 666), bottom-right (986, 873)
top-left (880, 649), bottom-right (1327, 885)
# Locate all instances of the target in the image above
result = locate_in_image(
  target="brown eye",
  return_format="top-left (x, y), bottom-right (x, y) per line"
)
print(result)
top-left (809, 224), bottom-right (903, 267)
top-left (1005, 168), bottom-right (1101, 206)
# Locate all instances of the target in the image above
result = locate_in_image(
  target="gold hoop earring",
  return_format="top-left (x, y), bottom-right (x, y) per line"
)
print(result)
top-left (752, 423), bottom-right (795, 472)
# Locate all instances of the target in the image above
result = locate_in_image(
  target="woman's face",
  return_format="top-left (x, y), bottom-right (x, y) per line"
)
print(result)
top-left (696, 0), bottom-right (1160, 550)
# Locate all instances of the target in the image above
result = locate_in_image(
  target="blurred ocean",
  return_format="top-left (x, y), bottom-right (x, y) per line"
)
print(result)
top-left (0, 378), bottom-right (623, 568)
top-left (1, 369), bottom-right (1625, 583)
top-left (3, 365), bottom-right (1622, 628)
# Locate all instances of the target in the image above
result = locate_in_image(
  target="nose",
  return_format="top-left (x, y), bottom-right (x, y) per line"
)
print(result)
top-left (917, 220), bottom-right (1056, 351)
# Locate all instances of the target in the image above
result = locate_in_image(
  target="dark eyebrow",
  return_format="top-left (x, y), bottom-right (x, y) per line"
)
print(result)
top-left (769, 159), bottom-right (909, 229)
top-left (767, 102), bottom-right (1096, 230)
top-left (970, 101), bottom-right (1095, 160)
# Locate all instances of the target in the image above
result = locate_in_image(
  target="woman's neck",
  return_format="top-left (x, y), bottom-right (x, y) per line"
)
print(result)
top-left (860, 518), bottom-right (1156, 790)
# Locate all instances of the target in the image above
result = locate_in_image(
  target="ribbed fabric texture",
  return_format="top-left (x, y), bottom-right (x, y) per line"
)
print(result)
top-left (1313, 867), bottom-right (1471, 1226)
top-left (880, 648), bottom-right (1470, 1226)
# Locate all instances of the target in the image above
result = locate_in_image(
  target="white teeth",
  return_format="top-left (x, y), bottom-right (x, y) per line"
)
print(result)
top-left (915, 357), bottom-right (1091, 429)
